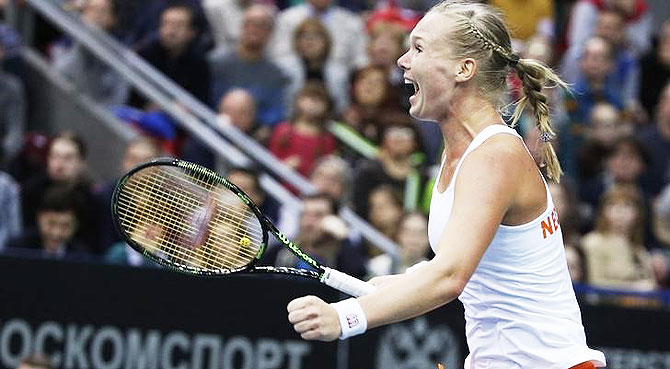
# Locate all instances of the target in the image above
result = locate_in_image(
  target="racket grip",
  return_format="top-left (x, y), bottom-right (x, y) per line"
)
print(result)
top-left (321, 267), bottom-right (376, 297)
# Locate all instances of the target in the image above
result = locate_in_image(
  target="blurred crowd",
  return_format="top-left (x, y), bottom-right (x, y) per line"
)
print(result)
top-left (0, 0), bottom-right (669, 299)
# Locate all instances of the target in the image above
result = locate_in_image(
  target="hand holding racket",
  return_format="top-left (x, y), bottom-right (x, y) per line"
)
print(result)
top-left (112, 158), bottom-right (376, 297)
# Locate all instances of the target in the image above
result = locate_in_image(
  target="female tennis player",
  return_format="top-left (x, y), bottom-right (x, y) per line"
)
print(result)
top-left (287, 1), bottom-right (606, 368)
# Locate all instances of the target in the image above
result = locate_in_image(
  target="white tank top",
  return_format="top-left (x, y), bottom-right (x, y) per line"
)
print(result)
top-left (428, 125), bottom-right (606, 369)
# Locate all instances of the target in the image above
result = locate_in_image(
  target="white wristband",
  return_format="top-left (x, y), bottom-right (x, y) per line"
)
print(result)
top-left (330, 298), bottom-right (367, 340)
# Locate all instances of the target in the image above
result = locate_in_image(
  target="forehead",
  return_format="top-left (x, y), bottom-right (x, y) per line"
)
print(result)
top-left (410, 12), bottom-right (451, 44)
top-left (303, 198), bottom-right (331, 212)
top-left (162, 7), bottom-right (191, 22)
top-left (51, 139), bottom-right (78, 154)
top-left (244, 9), bottom-right (272, 25)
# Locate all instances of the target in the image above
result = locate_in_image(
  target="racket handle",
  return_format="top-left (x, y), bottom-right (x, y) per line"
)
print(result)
top-left (321, 267), bottom-right (376, 297)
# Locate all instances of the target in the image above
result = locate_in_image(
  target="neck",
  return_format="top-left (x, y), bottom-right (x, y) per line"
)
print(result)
top-left (238, 45), bottom-right (263, 61)
top-left (439, 93), bottom-right (503, 163)
top-left (305, 58), bottom-right (324, 70)
top-left (294, 119), bottom-right (321, 135)
top-left (163, 42), bottom-right (188, 59)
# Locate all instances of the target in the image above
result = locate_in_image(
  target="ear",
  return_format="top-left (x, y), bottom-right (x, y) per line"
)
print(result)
top-left (455, 58), bottom-right (477, 82)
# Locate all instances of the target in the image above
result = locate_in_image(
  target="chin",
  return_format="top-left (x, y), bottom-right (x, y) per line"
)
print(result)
top-left (408, 106), bottom-right (435, 122)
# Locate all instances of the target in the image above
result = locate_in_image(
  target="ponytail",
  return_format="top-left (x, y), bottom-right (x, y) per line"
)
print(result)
top-left (509, 59), bottom-right (568, 183)
top-left (428, 1), bottom-right (569, 182)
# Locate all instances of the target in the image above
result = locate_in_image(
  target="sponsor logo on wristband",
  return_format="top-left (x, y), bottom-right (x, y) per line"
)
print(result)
top-left (346, 314), bottom-right (359, 328)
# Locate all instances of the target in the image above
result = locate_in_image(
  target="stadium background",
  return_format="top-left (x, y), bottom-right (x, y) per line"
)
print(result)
top-left (0, 0), bottom-right (669, 368)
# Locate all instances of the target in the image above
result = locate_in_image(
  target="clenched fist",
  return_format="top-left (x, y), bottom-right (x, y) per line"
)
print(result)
top-left (287, 295), bottom-right (341, 341)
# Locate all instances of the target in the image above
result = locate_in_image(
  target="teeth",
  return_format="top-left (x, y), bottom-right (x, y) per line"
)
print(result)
top-left (404, 78), bottom-right (418, 92)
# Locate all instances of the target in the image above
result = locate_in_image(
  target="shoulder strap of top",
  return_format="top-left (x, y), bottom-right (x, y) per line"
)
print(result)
top-left (453, 124), bottom-right (521, 176)
top-left (437, 124), bottom-right (522, 193)
top-left (461, 124), bottom-right (554, 211)
top-left (463, 124), bottom-right (522, 157)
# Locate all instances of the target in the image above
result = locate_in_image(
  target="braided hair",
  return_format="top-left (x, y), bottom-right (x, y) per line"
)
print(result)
top-left (430, 1), bottom-right (568, 182)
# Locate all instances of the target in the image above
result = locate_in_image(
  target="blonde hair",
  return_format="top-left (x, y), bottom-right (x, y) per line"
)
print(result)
top-left (429, 1), bottom-right (567, 182)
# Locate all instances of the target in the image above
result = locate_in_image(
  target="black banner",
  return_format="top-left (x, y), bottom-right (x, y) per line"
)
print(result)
top-left (0, 256), bottom-right (669, 369)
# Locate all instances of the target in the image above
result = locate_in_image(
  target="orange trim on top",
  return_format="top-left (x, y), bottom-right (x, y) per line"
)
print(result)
top-left (569, 362), bottom-right (596, 369)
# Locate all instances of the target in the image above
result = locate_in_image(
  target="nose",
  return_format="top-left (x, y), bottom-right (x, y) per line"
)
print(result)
top-left (397, 50), bottom-right (410, 70)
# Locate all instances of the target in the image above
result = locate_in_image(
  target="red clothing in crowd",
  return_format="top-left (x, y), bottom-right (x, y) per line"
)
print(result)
top-left (269, 122), bottom-right (338, 177)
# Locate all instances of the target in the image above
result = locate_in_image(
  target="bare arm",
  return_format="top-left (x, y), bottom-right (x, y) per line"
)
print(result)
top-left (361, 140), bottom-right (518, 328)
top-left (288, 139), bottom-right (522, 340)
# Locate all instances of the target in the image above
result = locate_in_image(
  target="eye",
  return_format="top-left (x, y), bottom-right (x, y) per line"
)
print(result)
top-left (414, 44), bottom-right (423, 53)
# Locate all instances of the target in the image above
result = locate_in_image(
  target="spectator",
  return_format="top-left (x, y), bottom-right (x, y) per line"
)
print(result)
top-left (203, 0), bottom-right (254, 52)
top-left (560, 37), bottom-right (623, 177)
top-left (269, 0), bottom-right (368, 73)
top-left (277, 18), bottom-right (349, 114)
top-left (638, 82), bottom-right (670, 196)
top-left (592, 9), bottom-right (643, 120)
top-left (579, 135), bottom-right (650, 219)
top-left (265, 193), bottom-right (368, 278)
top-left (365, 1), bottom-right (421, 34)
top-left (367, 184), bottom-right (404, 243)
top-left (310, 155), bottom-right (353, 205)
top-left (97, 137), bottom-right (162, 252)
top-left (566, 0), bottom-right (652, 58)
top-left (651, 184), bottom-right (670, 287)
top-left (209, 4), bottom-right (289, 127)
top-left (577, 102), bottom-right (629, 182)
top-left (0, 39), bottom-right (26, 168)
top-left (102, 137), bottom-right (161, 266)
top-left (117, 0), bottom-right (212, 50)
top-left (226, 166), bottom-right (279, 222)
top-left (565, 243), bottom-right (588, 284)
top-left (341, 65), bottom-right (410, 143)
top-left (352, 124), bottom-right (426, 219)
top-left (563, 36), bottom-right (623, 110)
top-left (653, 184), bottom-right (670, 247)
top-left (549, 179), bottom-right (583, 248)
top-left (0, 167), bottom-right (20, 251)
top-left (21, 132), bottom-right (99, 252)
top-left (217, 88), bottom-right (266, 142)
top-left (276, 154), bottom-right (353, 237)
top-left (183, 88), bottom-right (267, 168)
top-left (268, 82), bottom-right (337, 178)
top-left (8, 184), bottom-right (89, 259)
top-left (54, 0), bottom-right (129, 107)
top-left (127, 2), bottom-right (210, 108)
top-left (581, 185), bottom-right (657, 290)
top-left (367, 21), bottom-right (410, 109)
top-left (367, 211), bottom-right (429, 276)
top-left (639, 20), bottom-right (670, 116)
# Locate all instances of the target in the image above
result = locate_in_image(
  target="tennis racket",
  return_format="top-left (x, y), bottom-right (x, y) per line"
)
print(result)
top-left (112, 158), bottom-right (376, 297)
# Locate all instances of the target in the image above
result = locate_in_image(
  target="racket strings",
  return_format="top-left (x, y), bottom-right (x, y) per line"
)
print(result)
top-left (136, 168), bottom-right (261, 266)
top-left (117, 175), bottom-right (257, 270)
top-left (116, 175), bottom-right (242, 270)
top-left (116, 166), bottom-right (264, 271)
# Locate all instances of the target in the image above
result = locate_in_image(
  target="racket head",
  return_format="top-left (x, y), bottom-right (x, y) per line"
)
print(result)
top-left (112, 158), bottom-right (269, 276)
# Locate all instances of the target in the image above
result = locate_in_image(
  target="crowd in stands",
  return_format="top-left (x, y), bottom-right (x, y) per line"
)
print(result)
top-left (0, 0), bottom-right (669, 299)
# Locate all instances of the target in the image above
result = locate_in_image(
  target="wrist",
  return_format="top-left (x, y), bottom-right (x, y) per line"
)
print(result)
top-left (330, 298), bottom-right (367, 340)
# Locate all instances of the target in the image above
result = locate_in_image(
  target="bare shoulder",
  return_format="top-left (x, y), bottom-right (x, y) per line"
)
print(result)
top-left (460, 133), bottom-right (531, 184)
top-left (452, 134), bottom-right (525, 206)
top-left (455, 133), bottom-right (546, 224)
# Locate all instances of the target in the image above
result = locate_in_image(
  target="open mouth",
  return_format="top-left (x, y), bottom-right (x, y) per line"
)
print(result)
top-left (404, 77), bottom-right (419, 97)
